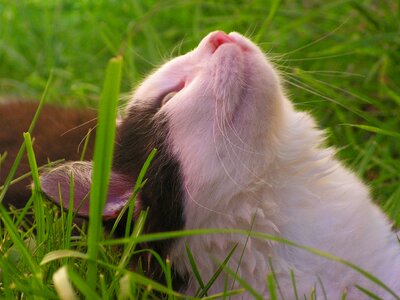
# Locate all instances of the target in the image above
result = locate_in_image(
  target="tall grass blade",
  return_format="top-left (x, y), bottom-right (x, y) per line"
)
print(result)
top-left (318, 276), bottom-right (328, 300)
top-left (202, 289), bottom-right (245, 300)
top-left (0, 70), bottom-right (53, 296)
top-left (290, 269), bottom-right (299, 300)
top-left (15, 194), bottom-right (34, 227)
top-left (341, 288), bottom-right (347, 300)
top-left (255, 0), bottom-right (281, 42)
top-left (222, 264), bottom-right (263, 300)
top-left (124, 271), bottom-right (183, 298)
top-left (117, 209), bottom-right (148, 272)
top-left (0, 203), bottom-right (43, 288)
top-left (268, 256), bottom-right (285, 300)
top-left (87, 56), bottom-right (122, 288)
top-left (69, 266), bottom-right (102, 300)
top-left (355, 285), bottom-right (382, 300)
top-left (134, 248), bottom-right (169, 284)
top-left (124, 148), bottom-right (157, 239)
top-left (197, 244), bottom-right (238, 298)
top-left (23, 132), bottom-right (45, 245)
top-left (65, 173), bottom-right (75, 251)
top-left (100, 274), bottom-right (109, 300)
top-left (185, 243), bottom-right (206, 294)
top-left (0, 151), bottom-right (7, 166)
top-left (80, 128), bottom-right (93, 161)
top-left (165, 258), bottom-right (173, 300)
top-left (267, 273), bottom-right (277, 300)
top-left (0, 70), bottom-right (52, 203)
top-left (344, 124), bottom-right (400, 138)
top-left (310, 286), bottom-right (316, 300)
top-left (230, 213), bottom-right (256, 295)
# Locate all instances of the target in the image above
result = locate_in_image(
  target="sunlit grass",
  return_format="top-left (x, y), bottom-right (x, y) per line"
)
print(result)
top-left (0, 0), bottom-right (399, 299)
top-left (86, 55), bottom-right (122, 289)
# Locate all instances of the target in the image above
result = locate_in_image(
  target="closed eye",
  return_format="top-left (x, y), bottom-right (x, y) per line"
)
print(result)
top-left (161, 91), bottom-right (177, 106)
top-left (158, 81), bottom-right (185, 108)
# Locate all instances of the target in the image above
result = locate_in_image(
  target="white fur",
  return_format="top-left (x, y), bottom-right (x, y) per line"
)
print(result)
top-left (129, 31), bottom-right (400, 299)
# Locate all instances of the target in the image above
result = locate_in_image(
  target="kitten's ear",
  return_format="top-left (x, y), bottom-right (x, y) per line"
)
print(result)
top-left (40, 161), bottom-right (136, 220)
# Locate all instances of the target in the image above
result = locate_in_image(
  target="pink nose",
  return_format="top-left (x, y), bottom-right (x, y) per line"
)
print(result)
top-left (209, 31), bottom-right (234, 52)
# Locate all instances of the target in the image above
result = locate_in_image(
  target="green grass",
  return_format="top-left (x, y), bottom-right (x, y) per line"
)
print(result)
top-left (0, 0), bottom-right (399, 299)
top-left (86, 55), bottom-right (121, 288)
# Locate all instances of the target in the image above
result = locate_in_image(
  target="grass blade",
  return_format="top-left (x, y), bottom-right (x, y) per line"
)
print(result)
top-left (124, 148), bottom-right (157, 239)
top-left (87, 56), bottom-right (122, 288)
top-left (65, 173), bottom-right (75, 251)
top-left (255, 0), bottom-right (281, 42)
top-left (41, 250), bottom-right (88, 266)
top-left (222, 264), bottom-right (263, 300)
top-left (202, 289), bottom-right (245, 300)
top-left (23, 132), bottom-right (45, 245)
top-left (69, 266), bottom-right (102, 300)
top-left (0, 203), bottom-right (42, 286)
top-left (117, 210), bottom-right (148, 272)
top-left (124, 270), bottom-right (183, 298)
top-left (290, 269), bottom-right (299, 300)
top-left (355, 285), bottom-right (383, 300)
top-left (80, 128), bottom-right (94, 161)
top-left (0, 70), bottom-right (52, 203)
top-left (268, 257), bottom-right (285, 300)
top-left (267, 273), bottom-right (277, 300)
top-left (197, 244), bottom-right (238, 298)
top-left (185, 243), bottom-right (206, 294)
top-left (0, 72), bottom-right (53, 297)
top-left (343, 124), bottom-right (400, 138)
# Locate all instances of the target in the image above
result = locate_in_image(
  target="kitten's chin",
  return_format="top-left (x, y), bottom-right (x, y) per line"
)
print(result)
top-left (196, 32), bottom-right (258, 123)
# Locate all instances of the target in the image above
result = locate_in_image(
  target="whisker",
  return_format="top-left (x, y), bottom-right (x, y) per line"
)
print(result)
top-left (215, 92), bottom-right (274, 190)
top-left (279, 52), bottom-right (356, 62)
top-left (277, 18), bottom-right (349, 57)
top-left (273, 65), bottom-right (364, 78)
top-left (283, 76), bottom-right (373, 122)
top-left (184, 181), bottom-right (231, 217)
top-left (60, 117), bottom-right (98, 136)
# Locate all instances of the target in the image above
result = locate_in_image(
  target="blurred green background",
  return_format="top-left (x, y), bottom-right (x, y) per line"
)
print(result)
top-left (0, 0), bottom-right (399, 219)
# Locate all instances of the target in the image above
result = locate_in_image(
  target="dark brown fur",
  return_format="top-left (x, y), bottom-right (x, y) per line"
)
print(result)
top-left (1, 100), bottom-right (186, 289)
top-left (113, 102), bottom-right (186, 287)
top-left (0, 101), bottom-right (97, 207)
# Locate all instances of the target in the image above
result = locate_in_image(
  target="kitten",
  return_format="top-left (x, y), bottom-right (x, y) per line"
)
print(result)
top-left (39, 31), bottom-right (400, 299)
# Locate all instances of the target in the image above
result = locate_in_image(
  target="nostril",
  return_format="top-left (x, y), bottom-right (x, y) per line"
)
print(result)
top-left (210, 31), bottom-right (234, 53)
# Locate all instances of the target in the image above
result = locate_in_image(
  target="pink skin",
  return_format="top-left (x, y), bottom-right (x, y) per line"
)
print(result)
top-left (209, 31), bottom-right (235, 52)
top-left (169, 31), bottom-right (246, 92)
top-left (209, 31), bottom-right (250, 53)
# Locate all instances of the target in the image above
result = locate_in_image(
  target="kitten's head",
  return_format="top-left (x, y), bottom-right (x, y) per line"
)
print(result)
top-left (40, 31), bottom-right (284, 233)
top-left (128, 31), bottom-right (284, 195)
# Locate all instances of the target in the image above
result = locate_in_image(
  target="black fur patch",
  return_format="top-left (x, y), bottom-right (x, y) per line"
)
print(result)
top-left (113, 101), bottom-right (186, 285)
